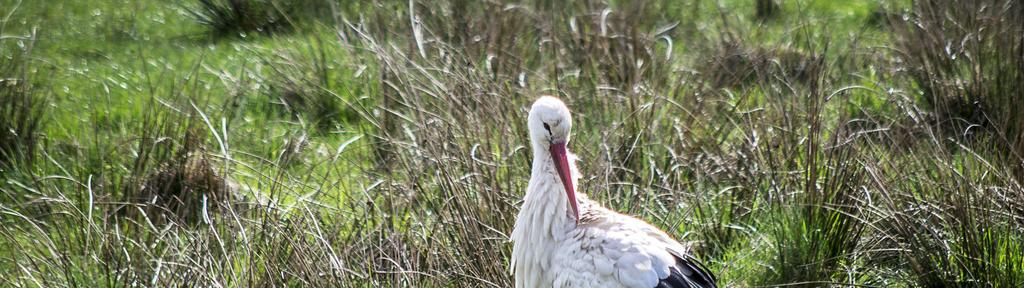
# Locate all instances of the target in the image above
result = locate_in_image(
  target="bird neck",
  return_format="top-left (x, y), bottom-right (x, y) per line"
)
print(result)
top-left (510, 148), bottom-right (585, 286)
top-left (524, 148), bottom-right (583, 228)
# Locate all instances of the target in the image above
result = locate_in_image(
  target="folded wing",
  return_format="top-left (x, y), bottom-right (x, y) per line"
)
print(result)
top-left (587, 214), bottom-right (717, 288)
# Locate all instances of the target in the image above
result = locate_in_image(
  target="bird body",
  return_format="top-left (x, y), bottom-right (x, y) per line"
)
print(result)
top-left (511, 97), bottom-right (716, 288)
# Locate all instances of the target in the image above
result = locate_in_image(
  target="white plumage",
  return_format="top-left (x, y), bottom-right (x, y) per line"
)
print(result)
top-left (511, 96), bottom-right (717, 288)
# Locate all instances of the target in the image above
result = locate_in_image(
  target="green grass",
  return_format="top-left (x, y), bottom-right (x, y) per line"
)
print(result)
top-left (2, 0), bottom-right (1023, 286)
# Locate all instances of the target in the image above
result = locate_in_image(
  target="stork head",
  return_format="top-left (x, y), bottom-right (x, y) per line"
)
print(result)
top-left (528, 96), bottom-right (578, 223)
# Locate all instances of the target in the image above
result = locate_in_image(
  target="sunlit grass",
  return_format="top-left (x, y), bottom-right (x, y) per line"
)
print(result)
top-left (1, 0), bottom-right (1022, 286)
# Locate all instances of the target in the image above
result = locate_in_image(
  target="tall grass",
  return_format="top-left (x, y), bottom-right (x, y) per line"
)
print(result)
top-left (864, 130), bottom-right (1024, 286)
top-left (2, 0), bottom-right (1024, 287)
top-left (262, 36), bottom-right (353, 133)
top-left (891, 0), bottom-right (1024, 174)
top-left (884, 2), bottom-right (1024, 284)
top-left (0, 31), bottom-right (45, 173)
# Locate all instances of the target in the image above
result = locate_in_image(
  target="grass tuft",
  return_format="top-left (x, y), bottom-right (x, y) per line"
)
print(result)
top-left (115, 96), bottom-right (233, 225)
top-left (703, 40), bottom-right (823, 89)
top-left (890, 0), bottom-right (1024, 171)
top-left (867, 138), bottom-right (1024, 287)
top-left (188, 0), bottom-right (306, 37)
top-left (0, 32), bottom-right (45, 173)
top-left (135, 132), bottom-right (230, 224)
top-left (263, 40), bottom-right (350, 133)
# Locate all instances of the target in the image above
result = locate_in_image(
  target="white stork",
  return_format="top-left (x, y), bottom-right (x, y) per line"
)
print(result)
top-left (511, 96), bottom-right (717, 288)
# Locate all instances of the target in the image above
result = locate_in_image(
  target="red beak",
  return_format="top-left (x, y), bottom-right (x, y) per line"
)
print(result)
top-left (549, 142), bottom-right (579, 223)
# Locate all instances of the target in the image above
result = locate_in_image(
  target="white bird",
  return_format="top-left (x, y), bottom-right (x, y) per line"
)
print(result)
top-left (511, 96), bottom-right (717, 288)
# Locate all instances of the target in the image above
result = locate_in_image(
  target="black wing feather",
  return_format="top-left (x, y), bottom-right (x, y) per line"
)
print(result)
top-left (654, 252), bottom-right (717, 288)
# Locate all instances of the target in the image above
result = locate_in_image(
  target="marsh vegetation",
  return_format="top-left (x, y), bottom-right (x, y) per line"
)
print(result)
top-left (1, 0), bottom-right (1022, 286)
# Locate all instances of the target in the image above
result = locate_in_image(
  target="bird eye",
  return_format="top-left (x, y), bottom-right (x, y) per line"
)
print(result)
top-left (543, 123), bottom-right (551, 132)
